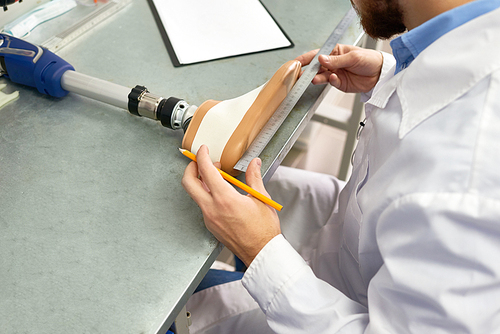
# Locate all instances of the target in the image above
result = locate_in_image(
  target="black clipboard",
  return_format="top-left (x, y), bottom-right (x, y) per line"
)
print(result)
top-left (147, 0), bottom-right (294, 67)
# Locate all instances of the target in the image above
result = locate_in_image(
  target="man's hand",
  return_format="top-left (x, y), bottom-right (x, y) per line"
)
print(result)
top-left (182, 145), bottom-right (281, 267)
top-left (296, 44), bottom-right (383, 93)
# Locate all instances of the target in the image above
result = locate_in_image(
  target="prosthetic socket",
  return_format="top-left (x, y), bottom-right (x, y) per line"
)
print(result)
top-left (182, 60), bottom-right (301, 175)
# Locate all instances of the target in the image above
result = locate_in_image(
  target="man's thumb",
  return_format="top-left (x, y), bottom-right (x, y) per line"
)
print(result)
top-left (319, 53), bottom-right (353, 71)
top-left (245, 158), bottom-right (269, 195)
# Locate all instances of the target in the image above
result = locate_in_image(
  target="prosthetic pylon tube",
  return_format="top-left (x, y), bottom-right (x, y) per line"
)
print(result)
top-left (182, 60), bottom-right (302, 176)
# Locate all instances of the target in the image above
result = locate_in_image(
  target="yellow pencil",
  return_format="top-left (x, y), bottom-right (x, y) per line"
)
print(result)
top-left (179, 148), bottom-right (283, 211)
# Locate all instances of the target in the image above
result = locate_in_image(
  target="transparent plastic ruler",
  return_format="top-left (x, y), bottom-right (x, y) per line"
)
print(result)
top-left (233, 7), bottom-right (357, 172)
top-left (42, 0), bottom-right (131, 53)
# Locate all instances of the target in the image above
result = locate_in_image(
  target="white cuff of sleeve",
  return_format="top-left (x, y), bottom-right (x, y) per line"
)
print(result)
top-left (380, 51), bottom-right (396, 77)
top-left (361, 51), bottom-right (396, 102)
top-left (242, 234), bottom-right (309, 313)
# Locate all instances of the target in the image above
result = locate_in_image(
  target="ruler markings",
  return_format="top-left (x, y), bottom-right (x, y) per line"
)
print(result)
top-left (42, 0), bottom-right (131, 53)
top-left (234, 7), bottom-right (357, 172)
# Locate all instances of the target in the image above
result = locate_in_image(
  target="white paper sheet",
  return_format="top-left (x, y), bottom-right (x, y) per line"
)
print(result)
top-left (150, 0), bottom-right (292, 65)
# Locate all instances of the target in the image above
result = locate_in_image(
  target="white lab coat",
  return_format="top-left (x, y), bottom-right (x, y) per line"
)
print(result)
top-left (186, 7), bottom-right (500, 333)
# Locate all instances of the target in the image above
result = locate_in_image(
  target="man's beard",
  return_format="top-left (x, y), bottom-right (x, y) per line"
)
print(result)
top-left (351, 0), bottom-right (407, 39)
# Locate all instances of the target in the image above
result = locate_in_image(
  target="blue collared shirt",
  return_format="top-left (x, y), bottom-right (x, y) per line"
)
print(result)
top-left (390, 0), bottom-right (500, 74)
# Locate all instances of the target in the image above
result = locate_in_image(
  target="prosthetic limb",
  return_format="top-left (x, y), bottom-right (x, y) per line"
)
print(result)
top-left (0, 33), bottom-right (301, 176)
top-left (182, 60), bottom-right (301, 175)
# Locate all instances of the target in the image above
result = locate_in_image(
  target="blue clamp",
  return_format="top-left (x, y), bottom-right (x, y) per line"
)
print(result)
top-left (0, 33), bottom-right (74, 98)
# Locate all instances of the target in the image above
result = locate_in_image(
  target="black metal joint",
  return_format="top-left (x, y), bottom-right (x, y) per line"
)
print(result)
top-left (158, 96), bottom-right (182, 129)
top-left (127, 85), bottom-right (148, 116)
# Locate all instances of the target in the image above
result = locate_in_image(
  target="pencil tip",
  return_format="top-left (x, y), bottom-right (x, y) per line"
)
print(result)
top-left (178, 148), bottom-right (185, 153)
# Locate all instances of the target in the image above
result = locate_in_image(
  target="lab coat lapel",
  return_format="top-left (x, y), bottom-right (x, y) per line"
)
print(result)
top-left (397, 7), bottom-right (500, 139)
top-left (365, 7), bottom-right (500, 140)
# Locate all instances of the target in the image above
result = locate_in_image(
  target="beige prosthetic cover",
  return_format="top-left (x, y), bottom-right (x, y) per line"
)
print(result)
top-left (182, 60), bottom-right (301, 175)
top-left (190, 84), bottom-right (265, 169)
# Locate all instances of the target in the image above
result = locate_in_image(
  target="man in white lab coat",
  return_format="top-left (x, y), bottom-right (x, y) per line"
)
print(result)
top-left (182, 0), bottom-right (500, 332)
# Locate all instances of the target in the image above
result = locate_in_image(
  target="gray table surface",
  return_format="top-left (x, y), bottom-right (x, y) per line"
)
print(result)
top-left (0, 0), bottom-right (363, 333)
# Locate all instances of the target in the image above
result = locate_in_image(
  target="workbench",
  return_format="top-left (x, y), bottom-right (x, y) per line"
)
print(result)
top-left (0, 0), bottom-right (363, 333)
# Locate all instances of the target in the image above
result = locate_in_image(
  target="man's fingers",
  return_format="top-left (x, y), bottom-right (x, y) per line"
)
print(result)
top-left (328, 73), bottom-right (342, 90)
top-left (319, 53), bottom-right (357, 72)
top-left (196, 145), bottom-right (234, 196)
top-left (181, 161), bottom-right (212, 205)
top-left (245, 158), bottom-right (272, 198)
top-left (312, 72), bottom-right (333, 85)
top-left (295, 49), bottom-right (319, 66)
top-left (297, 44), bottom-right (361, 71)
